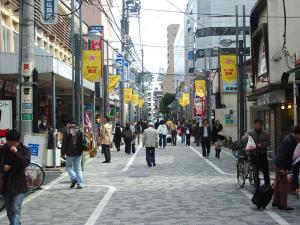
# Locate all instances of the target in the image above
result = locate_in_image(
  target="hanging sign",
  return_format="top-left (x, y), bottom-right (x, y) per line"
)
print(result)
top-left (108, 75), bottom-right (121, 93)
top-left (139, 98), bottom-right (145, 107)
top-left (82, 50), bottom-right (102, 82)
top-left (41, 0), bottom-right (58, 25)
top-left (131, 94), bottom-right (139, 107)
top-left (89, 25), bottom-right (104, 50)
top-left (124, 88), bottom-right (133, 104)
top-left (220, 55), bottom-right (237, 84)
top-left (195, 80), bottom-right (206, 97)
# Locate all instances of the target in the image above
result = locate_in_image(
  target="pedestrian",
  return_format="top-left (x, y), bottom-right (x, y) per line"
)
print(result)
top-left (100, 117), bottom-right (112, 163)
top-left (180, 122), bottom-right (185, 144)
top-left (272, 125), bottom-right (300, 210)
top-left (170, 121), bottom-right (178, 146)
top-left (113, 122), bottom-right (122, 152)
top-left (0, 129), bottom-right (30, 225)
top-left (184, 121), bottom-right (192, 146)
top-left (193, 122), bottom-right (201, 146)
top-left (142, 122), bottom-right (159, 167)
top-left (131, 123), bottom-right (137, 154)
top-left (154, 119), bottom-right (160, 130)
top-left (291, 143), bottom-right (300, 193)
top-left (122, 123), bottom-right (133, 154)
top-left (243, 119), bottom-right (270, 190)
top-left (61, 120), bottom-right (87, 188)
top-left (200, 119), bottom-right (212, 158)
top-left (157, 120), bottom-right (168, 149)
top-left (212, 120), bottom-right (225, 159)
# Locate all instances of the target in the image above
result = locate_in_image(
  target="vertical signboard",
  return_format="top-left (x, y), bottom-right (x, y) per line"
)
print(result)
top-left (21, 62), bottom-right (33, 121)
top-left (89, 25), bottom-right (104, 50)
top-left (41, 0), bottom-right (58, 25)
top-left (0, 100), bottom-right (12, 129)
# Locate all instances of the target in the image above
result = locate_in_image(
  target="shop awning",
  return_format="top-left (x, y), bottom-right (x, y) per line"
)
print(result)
top-left (281, 65), bottom-right (300, 85)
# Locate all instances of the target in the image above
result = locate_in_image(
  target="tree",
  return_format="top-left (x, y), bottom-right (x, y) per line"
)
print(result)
top-left (159, 93), bottom-right (176, 115)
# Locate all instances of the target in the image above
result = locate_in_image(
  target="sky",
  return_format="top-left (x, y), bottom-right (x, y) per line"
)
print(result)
top-left (112, 0), bottom-right (188, 73)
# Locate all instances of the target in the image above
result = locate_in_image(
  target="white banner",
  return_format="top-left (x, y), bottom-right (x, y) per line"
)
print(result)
top-left (0, 100), bottom-right (12, 130)
top-left (41, 0), bottom-right (58, 25)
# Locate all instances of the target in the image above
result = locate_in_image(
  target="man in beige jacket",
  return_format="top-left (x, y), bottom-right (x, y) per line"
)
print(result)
top-left (100, 117), bottom-right (112, 163)
top-left (143, 122), bottom-right (159, 167)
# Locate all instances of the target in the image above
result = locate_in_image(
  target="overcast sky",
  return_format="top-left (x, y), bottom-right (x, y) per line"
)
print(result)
top-left (112, 0), bottom-right (187, 73)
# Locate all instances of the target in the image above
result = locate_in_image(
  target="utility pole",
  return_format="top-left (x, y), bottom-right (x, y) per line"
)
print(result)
top-left (204, 48), bottom-right (212, 126)
top-left (20, 0), bottom-right (35, 136)
top-left (74, 33), bottom-right (81, 126)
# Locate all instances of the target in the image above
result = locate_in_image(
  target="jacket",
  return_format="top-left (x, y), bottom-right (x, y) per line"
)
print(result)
top-left (157, 124), bottom-right (168, 135)
top-left (0, 143), bottom-right (31, 194)
top-left (100, 123), bottom-right (112, 145)
top-left (193, 126), bottom-right (201, 138)
top-left (61, 125), bottom-right (85, 156)
top-left (200, 126), bottom-right (212, 140)
top-left (170, 124), bottom-right (178, 135)
top-left (212, 124), bottom-right (223, 142)
top-left (122, 128), bottom-right (133, 142)
top-left (243, 129), bottom-right (270, 154)
top-left (274, 133), bottom-right (298, 170)
top-left (143, 127), bottom-right (159, 148)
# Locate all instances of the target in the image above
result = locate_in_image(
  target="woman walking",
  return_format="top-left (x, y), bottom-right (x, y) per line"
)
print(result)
top-left (113, 123), bottom-right (122, 152)
top-left (212, 120), bottom-right (224, 159)
top-left (170, 121), bottom-right (178, 146)
top-left (122, 123), bottom-right (133, 154)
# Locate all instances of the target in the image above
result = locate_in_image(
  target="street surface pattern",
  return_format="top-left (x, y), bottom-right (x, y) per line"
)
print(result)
top-left (0, 142), bottom-right (300, 225)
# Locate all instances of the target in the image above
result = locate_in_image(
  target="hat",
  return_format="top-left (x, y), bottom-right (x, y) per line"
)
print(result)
top-left (148, 122), bottom-right (154, 127)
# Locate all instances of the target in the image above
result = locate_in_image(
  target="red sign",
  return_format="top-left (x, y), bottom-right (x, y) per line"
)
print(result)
top-left (194, 97), bottom-right (205, 117)
top-left (91, 38), bottom-right (102, 50)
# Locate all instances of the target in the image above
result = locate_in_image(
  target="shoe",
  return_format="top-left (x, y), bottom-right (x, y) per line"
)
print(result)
top-left (77, 186), bottom-right (83, 189)
top-left (70, 180), bottom-right (77, 189)
top-left (148, 165), bottom-right (152, 167)
top-left (102, 161), bottom-right (109, 163)
top-left (279, 206), bottom-right (294, 211)
top-left (153, 163), bottom-right (156, 167)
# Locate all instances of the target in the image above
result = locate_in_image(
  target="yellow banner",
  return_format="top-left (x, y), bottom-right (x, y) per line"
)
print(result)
top-left (195, 80), bottom-right (206, 97)
top-left (108, 75), bottom-right (121, 93)
top-left (182, 93), bottom-right (190, 106)
top-left (124, 88), bottom-right (133, 103)
top-left (139, 98), bottom-right (145, 107)
top-left (82, 50), bottom-right (102, 82)
top-left (178, 95), bottom-right (184, 107)
top-left (220, 55), bottom-right (237, 83)
top-left (131, 94), bottom-right (139, 107)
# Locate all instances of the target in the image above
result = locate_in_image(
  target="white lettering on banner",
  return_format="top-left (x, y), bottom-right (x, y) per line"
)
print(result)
top-left (41, 0), bottom-right (58, 24)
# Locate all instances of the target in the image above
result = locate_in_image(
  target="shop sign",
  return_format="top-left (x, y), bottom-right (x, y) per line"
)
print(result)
top-left (41, 0), bottom-right (58, 25)
top-left (22, 113), bottom-right (33, 121)
top-left (22, 62), bottom-right (33, 76)
top-left (0, 100), bottom-right (12, 129)
top-left (257, 90), bottom-right (285, 106)
top-left (89, 25), bottom-right (104, 50)
top-left (24, 134), bottom-right (47, 165)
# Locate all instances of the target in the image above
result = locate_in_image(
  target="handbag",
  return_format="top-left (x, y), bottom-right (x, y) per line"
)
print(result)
top-left (245, 136), bottom-right (256, 152)
top-left (0, 148), bottom-right (5, 193)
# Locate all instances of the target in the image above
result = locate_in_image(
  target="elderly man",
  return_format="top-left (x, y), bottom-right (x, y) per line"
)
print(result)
top-left (143, 122), bottom-right (159, 167)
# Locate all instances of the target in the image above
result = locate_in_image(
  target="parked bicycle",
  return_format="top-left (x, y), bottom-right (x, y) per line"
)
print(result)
top-left (232, 146), bottom-right (255, 191)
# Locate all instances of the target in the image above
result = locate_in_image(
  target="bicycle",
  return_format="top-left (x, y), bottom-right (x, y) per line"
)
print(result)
top-left (232, 146), bottom-right (255, 191)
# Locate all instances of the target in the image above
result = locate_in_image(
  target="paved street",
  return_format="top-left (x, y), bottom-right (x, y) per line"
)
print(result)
top-left (1, 141), bottom-right (300, 225)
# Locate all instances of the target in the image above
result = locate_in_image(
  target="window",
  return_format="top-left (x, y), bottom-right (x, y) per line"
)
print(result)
top-left (13, 32), bottom-right (19, 53)
top-left (2, 26), bottom-right (11, 52)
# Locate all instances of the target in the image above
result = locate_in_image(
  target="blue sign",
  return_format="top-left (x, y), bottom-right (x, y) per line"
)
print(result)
top-left (89, 25), bottom-right (104, 32)
top-left (28, 144), bottom-right (40, 156)
top-left (116, 54), bottom-right (124, 67)
top-left (42, 0), bottom-right (58, 25)
top-left (22, 103), bottom-right (32, 110)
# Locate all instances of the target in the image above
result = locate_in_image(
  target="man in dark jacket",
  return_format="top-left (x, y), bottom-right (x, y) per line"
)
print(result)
top-left (272, 125), bottom-right (300, 210)
top-left (193, 122), bottom-right (201, 146)
top-left (243, 119), bottom-right (270, 190)
top-left (61, 120), bottom-right (85, 189)
top-left (200, 119), bottom-right (212, 158)
top-left (0, 129), bottom-right (30, 225)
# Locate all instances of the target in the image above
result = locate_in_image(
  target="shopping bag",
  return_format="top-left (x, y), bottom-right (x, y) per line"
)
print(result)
top-left (245, 136), bottom-right (256, 151)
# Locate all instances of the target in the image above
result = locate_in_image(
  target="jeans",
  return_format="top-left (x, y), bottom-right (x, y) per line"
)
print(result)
top-left (102, 144), bottom-right (111, 162)
top-left (3, 192), bottom-right (25, 225)
top-left (66, 156), bottom-right (83, 187)
top-left (159, 134), bottom-right (166, 148)
top-left (201, 137), bottom-right (211, 157)
top-left (171, 133), bottom-right (177, 146)
top-left (146, 147), bottom-right (156, 166)
top-left (250, 153), bottom-right (270, 190)
top-left (292, 160), bottom-right (300, 191)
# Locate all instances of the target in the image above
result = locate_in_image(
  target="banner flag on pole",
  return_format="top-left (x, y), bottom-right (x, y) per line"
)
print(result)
top-left (82, 50), bottom-right (102, 82)
top-left (195, 80), bottom-right (206, 97)
top-left (220, 55), bottom-right (237, 83)
top-left (139, 98), bottom-right (145, 107)
top-left (124, 88), bottom-right (133, 103)
top-left (131, 94), bottom-right (139, 107)
top-left (182, 93), bottom-right (190, 106)
top-left (108, 75), bottom-right (121, 93)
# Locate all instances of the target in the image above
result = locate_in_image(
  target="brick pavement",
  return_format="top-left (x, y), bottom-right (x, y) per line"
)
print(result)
top-left (0, 142), bottom-right (299, 225)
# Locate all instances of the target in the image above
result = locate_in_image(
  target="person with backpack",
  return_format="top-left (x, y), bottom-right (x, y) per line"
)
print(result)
top-left (61, 120), bottom-right (87, 189)
top-left (100, 117), bottom-right (113, 163)
top-left (113, 123), bottom-right (122, 152)
top-left (122, 123), bottom-right (133, 154)
top-left (0, 129), bottom-right (30, 225)
top-left (157, 121), bottom-right (168, 149)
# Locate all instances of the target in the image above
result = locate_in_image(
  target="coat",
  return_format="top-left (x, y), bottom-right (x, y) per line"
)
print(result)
top-left (113, 126), bottom-right (122, 147)
top-left (100, 123), bottom-right (112, 145)
top-left (0, 143), bottom-right (31, 194)
top-left (61, 125), bottom-right (85, 157)
top-left (193, 126), bottom-right (201, 139)
top-left (143, 127), bottom-right (159, 148)
top-left (212, 124), bottom-right (223, 142)
top-left (242, 129), bottom-right (270, 155)
top-left (274, 133), bottom-right (298, 170)
top-left (200, 126), bottom-right (212, 141)
top-left (157, 124), bottom-right (168, 135)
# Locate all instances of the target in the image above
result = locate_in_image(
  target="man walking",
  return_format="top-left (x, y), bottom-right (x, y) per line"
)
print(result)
top-left (62, 120), bottom-right (86, 189)
top-left (100, 117), bottom-right (112, 163)
top-left (157, 121), bottom-right (168, 149)
top-left (0, 129), bottom-right (30, 225)
top-left (243, 119), bottom-right (270, 190)
top-left (200, 119), bottom-right (212, 158)
top-left (143, 122), bottom-right (159, 167)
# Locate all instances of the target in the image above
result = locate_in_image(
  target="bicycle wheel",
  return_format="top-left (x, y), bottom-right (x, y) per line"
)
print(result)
top-left (236, 159), bottom-right (246, 188)
top-left (0, 194), bottom-right (5, 212)
top-left (25, 162), bottom-right (45, 192)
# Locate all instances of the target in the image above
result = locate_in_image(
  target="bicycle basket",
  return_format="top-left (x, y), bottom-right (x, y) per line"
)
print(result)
top-left (232, 146), bottom-right (246, 158)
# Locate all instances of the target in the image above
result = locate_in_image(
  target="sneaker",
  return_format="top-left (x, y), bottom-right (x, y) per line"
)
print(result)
top-left (153, 163), bottom-right (156, 167)
top-left (70, 180), bottom-right (77, 189)
top-left (77, 186), bottom-right (83, 189)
